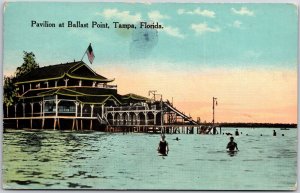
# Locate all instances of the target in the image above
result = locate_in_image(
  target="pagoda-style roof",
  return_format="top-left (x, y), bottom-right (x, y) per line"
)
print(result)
top-left (77, 95), bottom-right (121, 105)
top-left (16, 61), bottom-right (114, 84)
top-left (122, 93), bottom-right (150, 102)
top-left (20, 87), bottom-right (118, 99)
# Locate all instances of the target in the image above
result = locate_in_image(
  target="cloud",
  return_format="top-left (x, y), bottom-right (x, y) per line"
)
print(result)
top-left (98, 9), bottom-right (184, 39)
top-left (97, 8), bottom-right (142, 23)
top-left (148, 10), bottom-right (169, 21)
top-left (177, 8), bottom-right (215, 18)
top-left (231, 7), bottom-right (254, 16)
top-left (191, 23), bottom-right (220, 35)
top-left (147, 10), bottom-right (184, 39)
top-left (233, 20), bottom-right (242, 28)
top-left (163, 26), bottom-right (185, 39)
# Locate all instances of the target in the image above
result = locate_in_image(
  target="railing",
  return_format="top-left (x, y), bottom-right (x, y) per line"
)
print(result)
top-left (97, 113), bottom-right (109, 125)
top-left (107, 119), bottom-right (155, 126)
top-left (97, 84), bottom-right (117, 89)
top-left (19, 84), bottom-right (118, 95)
top-left (106, 106), bottom-right (154, 112)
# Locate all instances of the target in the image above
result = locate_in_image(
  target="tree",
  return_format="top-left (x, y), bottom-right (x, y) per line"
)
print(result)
top-left (3, 76), bottom-right (18, 117)
top-left (15, 51), bottom-right (39, 78)
top-left (3, 51), bottom-right (39, 116)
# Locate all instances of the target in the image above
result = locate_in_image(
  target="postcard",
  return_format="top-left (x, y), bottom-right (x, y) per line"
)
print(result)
top-left (2, 2), bottom-right (298, 190)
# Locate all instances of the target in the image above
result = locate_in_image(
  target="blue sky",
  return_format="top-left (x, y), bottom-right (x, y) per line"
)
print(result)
top-left (3, 2), bottom-right (298, 123)
top-left (3, 2), bottom-right (298, 74)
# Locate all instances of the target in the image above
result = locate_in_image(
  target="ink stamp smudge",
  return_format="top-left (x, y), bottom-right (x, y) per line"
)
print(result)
top-left (130, 26), bottom-right (158, 59)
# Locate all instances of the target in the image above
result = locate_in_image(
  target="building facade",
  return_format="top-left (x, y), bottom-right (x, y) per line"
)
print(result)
top-left (4, 61), bottom-right (199, 132)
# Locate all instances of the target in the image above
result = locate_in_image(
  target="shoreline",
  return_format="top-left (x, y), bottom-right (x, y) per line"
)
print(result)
top-left (216, 123), bottom-right (297, 128)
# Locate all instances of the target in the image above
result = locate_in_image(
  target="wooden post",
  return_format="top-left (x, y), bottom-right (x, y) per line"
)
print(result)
top-left (135, 113), bottom-right (139, 125)
top-left (160, 98), bottom-right (163, 127)
top-left (212, 97), bottom-right (217, 125)
top-left (57, 119), bottom-right (60, 130)
top-left (45, 81), bottom-right (49, 88)
top-left (30, 103), bottom-right (34, 117)
top-left (64, 78), bottom-right (69, 86)
top-left (127, 112), bottom-right (130, 125)
top-left (76, 119), bottom-right (78, 130)
top-left (22, 103), bottom-right (25, 117)
top-left (90, 120), bottom-right (93, 130)
top-left (39, 101), bottom-right (43, 117)
top-left (54, 118), bottom-right (57, 130)
top-left (80, 104), bottom-right (83, 117)
top-left (101, 104), bottom-right (104, 118)
top-left (72, 119), bottom-right (75, 131)
top-left (90, 104), bottom-right (94, 117)
top-left (55, 95), bottom-right (59, 117)
top-left (81, 120), bottom-right (83, 130)
top-left (75, 102), bottom-right (79, 117)
top-left (14, 104), bottom-right (17, 118)
top-left (42, 100), bottom-right (45, 129)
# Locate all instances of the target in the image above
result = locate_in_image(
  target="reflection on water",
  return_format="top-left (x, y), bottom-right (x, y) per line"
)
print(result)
top-left (227, 150), bottom-right (238, 157)
top-left (3, 128), bottom-right (297, 190)
top-left (21, 133), bottom-right (44, 154)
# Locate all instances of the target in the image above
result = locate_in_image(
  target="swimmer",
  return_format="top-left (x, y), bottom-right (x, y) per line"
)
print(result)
top-left (173, 137), bottom-right (180, 141)
top-left (157, 135), bottom-right (169, 156)
top-left (226, 136), bottom-right (238, 151)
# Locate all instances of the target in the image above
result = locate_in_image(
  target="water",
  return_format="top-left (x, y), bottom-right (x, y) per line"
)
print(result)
top-left (2, 127), bottom-right (297, 190)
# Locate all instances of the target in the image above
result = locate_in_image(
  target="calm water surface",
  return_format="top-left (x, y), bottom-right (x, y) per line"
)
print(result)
top-left (2, 127), bottom-right (297, 190)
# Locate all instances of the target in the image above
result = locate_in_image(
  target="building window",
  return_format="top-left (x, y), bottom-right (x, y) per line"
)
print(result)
top-left (45, 101), bottom-right (55, 112)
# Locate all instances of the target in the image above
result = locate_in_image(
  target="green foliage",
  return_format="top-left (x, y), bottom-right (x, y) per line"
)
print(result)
top-left (3, 51), bottom-right (39, 106)
top-left (15, 51), bottom-right (39, 78)
top-left (3, 76), bottom-right (18, 107)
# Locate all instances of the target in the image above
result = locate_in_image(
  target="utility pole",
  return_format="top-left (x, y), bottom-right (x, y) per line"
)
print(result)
top-left (155, 94), bottom-right (163, 126)
top-left (212, 97), bottom-right (218, 125)
top-left (149, 90), bottom-right (163, 126)
top-left (148, 90), bottom-right (157, 101)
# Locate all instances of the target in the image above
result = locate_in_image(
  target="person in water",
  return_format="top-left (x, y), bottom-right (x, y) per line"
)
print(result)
top-left (235, 129), bottom-right (239, 136)
top-left (273, 130), bottom-right (276, 136)
top-left (226, 136), bottom-right (238, 151)
top-left (173, 137), bottom-right (180, 141)
top-left (157, 135), bottom-right (169, 155)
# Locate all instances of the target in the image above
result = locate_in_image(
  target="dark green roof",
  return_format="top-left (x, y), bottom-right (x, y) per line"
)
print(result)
top-left (20, 87), bottom-right (118, 98)
top-left (20, 89), bottom-right (53, 98)
top-left (16, 61), bottom-right (113, 84)
top-left (122, 93), bottom-right (150, 102)
top-left (20, 87), bottom-right (122, 105)
top-left (67, 87), bottom-right (117, 96)
top-left (78, 95), bottom-right (121, 105)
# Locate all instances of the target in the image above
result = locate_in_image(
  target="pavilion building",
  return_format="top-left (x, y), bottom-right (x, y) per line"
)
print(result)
top-left (4, 61), bottom-right (199, 132)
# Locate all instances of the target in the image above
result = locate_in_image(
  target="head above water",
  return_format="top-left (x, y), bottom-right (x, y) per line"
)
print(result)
top-left (230, 136), bottom-right (234, 141)
top-left (161, 135), bottom-right (166, 140)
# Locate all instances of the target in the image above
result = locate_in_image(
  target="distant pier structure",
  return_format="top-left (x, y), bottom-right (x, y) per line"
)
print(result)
top-left (4, 61), bottom-right (214, 134)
